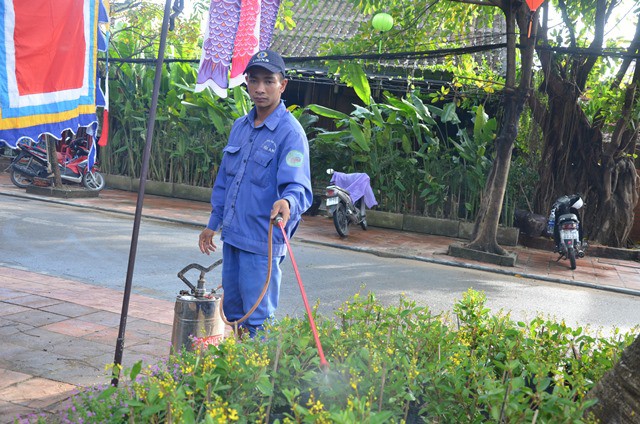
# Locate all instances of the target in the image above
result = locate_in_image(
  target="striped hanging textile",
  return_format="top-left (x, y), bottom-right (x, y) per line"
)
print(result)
top-left (195, 0), bottom-right (281, 98)
top-left (0, 0), bottom-right (109, 148)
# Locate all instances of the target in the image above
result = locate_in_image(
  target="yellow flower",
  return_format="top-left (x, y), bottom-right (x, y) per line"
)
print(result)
top-left (245, 350), bottom-right (271, 368)
top-left (132, 383), bottom-right (147, 400)
top-left (451, 353), bottom-right (461, 366)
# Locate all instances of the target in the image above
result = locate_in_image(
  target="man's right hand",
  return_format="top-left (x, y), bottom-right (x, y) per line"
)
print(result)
top-left (199, 228), bottom-right (217, 255)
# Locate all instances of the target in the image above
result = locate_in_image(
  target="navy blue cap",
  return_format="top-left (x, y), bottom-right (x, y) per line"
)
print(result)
top-left (244, 50), bottom-right (286, 76)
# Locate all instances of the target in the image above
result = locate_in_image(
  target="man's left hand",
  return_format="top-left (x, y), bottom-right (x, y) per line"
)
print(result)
top-left (271, 199), bottom-right (290, 227)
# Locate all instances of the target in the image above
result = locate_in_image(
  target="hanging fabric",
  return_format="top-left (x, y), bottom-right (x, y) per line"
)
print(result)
top-left (0, 0), bottom-right (109, 148)
top-left (195, 0), bottom-right (281, 98)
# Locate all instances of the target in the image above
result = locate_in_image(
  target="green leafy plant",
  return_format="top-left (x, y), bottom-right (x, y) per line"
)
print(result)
top-left (306, 90), bottom-right (499, 221)
top-left (28, 290), bottom-right (637, 423)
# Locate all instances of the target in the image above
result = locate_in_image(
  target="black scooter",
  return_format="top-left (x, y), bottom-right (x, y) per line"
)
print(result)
top-left (548, 194), bottom-right (587, 270)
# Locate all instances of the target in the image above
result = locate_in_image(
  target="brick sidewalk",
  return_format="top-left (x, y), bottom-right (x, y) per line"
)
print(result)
top-left (0, 266), bottom-right (173, 423)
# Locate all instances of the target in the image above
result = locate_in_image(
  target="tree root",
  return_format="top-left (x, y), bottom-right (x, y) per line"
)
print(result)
top-left (465, 240), bottom-right (508, 256)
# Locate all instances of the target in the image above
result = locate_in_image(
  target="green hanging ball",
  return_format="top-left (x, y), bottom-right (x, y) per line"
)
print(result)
top-left (372, 13), bottom-right (394, 32)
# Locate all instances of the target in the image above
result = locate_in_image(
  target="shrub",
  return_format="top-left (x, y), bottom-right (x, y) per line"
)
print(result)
top-left (24, 290), bottom-right (637, 423)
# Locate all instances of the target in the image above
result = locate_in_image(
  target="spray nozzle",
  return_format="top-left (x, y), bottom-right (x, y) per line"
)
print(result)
top-left (275, 213), bottom-right (284, 225)
top-left (177, 260), bottom-right (223, 297)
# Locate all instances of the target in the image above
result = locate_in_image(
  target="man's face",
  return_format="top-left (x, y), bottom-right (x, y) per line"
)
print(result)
top-left (245, 67), bottom-right (287, 111)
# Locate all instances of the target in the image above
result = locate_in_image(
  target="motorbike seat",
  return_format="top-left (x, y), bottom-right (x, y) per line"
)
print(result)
top-left (32, 145), bottom-right (47, 155)
top-left (558, 213), bottom-right (578, 223)
top-left (328, 184), bottom-right (350, 196)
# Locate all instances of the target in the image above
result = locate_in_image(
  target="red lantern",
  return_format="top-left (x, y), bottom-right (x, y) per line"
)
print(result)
top-left (525, 0), bottom-right (546, 37)
top-left (525, 0), bottom-right (545, 12)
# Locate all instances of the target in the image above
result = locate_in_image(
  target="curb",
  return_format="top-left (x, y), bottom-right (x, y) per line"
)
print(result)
top-left (295, 237), bottom-right (640, 298)
top-left (3, 189), bottom-right (640, 298)
top-left (0, 190), bottom-right (205, 229)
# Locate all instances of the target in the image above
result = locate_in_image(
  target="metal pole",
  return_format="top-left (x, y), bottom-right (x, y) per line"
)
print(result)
top-left (111, 0), bottom-right (173, 387)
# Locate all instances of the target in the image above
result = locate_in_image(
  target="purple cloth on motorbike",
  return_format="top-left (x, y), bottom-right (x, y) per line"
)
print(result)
top-left (331, 171), bottom-right (378, 208)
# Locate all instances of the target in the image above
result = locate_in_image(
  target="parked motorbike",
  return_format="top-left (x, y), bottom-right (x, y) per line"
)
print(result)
top-left (9, 136), bottom-right (105, 191)
top-left (547, 194), bottom-right (586, 270)
top-left (324, 169), bottom-right (377, 237)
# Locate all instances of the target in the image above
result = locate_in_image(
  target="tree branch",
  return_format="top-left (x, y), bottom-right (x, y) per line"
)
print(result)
top-left (503, 1), bottom-right (517, 88)
top-left (449, 0), bottom-right (502, 8)
top-left (556, 0), bottom-right (577, 47)
top-left (527, 93), bottom-right (549, 131)
top-left (576, 0), bottom-right (609, 88)
top-left (613, 11), bottom-right (640, 87)
top-left (112, 1), bottom-right (143, 15)
top-left (609, 63), bottom-right (640, 154)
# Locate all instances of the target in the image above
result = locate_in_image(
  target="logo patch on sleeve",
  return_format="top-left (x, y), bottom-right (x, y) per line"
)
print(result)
top-left (286, 150), bottom-right (304, 167)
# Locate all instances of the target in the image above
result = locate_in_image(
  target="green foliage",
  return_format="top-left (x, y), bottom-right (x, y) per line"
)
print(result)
top-left (315, 0), bottom-right (503, 101)
top-left (306, 90), bottom-right (497, 221)
top-left (328, 0), bottom-right (498, 54)
top-left (274, 0), bottom-right (302, 31)
top-left (99, 55), bottom-right (527, 224)
top-left (505, 107), bottom-right (543, 218)
top-left (109, 0), bottom-right (207, 60)
top-left (345, 64), bottom-right (372, 106)
top-left (580, 84), bottom-right (630, 127)
top-left (37, 289), bottom-right (637, 423)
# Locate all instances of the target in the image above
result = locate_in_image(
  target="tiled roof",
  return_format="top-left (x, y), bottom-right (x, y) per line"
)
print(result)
top-left (270, 1), bottom-right (367, 62)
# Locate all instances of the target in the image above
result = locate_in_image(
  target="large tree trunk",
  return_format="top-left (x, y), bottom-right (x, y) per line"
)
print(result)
top-left (469, 88), bottom-right (525, 255)
top-left (584, 335), bottom-right (640, 423)
top-left (45, 135), bottom-right (63, 188)
top-left (531, 75), bottom-right (639, 247)
top-left (531, 3), bottom-right (640, 247)
top-left (468, 1), bottom-right (535, 254)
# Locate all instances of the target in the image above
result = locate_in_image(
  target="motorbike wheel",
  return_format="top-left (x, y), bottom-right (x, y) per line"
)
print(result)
top-left (9, 154), bottom-right (36, 188)
top-left (10, 169), bottom-right (33, 188)
top-left (333, 202), bottom-right (350, 237)
top-left (568, 248), bottom-right (577, 270)
top-left (82, 171), bottom-right (105, 191)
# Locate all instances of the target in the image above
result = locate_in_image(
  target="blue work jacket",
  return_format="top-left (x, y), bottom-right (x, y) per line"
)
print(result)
top-left (207, 101), bottom-right (313, 257)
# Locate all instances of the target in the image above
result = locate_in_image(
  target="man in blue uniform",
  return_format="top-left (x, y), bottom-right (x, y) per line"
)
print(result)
top-left (198, 50), bottom-right (313, 338)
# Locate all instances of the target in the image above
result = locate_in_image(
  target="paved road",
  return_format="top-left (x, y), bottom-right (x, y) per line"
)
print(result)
top-left (2, 196), bottom-right (639, 335)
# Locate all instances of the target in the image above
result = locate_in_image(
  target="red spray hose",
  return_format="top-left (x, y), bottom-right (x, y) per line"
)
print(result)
top-left (276, 217), bottom-right (329, 371)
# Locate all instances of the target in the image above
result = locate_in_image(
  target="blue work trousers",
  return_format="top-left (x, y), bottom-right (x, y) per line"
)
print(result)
top-left (222, 243), bottom-right (284, 337)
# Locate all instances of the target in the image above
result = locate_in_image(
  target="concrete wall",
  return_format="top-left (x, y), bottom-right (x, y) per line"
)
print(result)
top-left (104, 174), bottom-right (211, 203)
top-left (366, 210), bottom-right (520, 246)
top-left (103, 175), bottom-right (521, 246)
